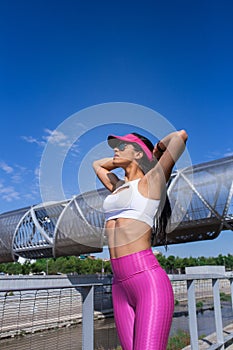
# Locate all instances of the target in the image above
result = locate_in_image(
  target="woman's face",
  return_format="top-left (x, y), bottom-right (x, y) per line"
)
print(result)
top-left (112, 142), bottom-right (143, 167)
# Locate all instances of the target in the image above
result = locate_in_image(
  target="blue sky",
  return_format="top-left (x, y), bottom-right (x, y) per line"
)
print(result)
top-left (0, 0), bottom-right (232, 258)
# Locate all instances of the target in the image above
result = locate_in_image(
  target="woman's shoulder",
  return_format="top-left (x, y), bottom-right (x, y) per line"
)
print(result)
top-left (138, 171), bottom-right (164, 199)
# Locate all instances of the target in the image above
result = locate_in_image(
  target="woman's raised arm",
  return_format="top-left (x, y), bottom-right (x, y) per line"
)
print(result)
top-left (92, 158), bottom-right (120, 192)
top-left (143, 130), bottom-right (188, 198)
top-left (155, 129), bottom-right (188, 180)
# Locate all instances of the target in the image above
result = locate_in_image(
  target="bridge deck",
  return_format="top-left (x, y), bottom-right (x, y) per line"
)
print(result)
top-left (0, 156), bottom-right (232, 262)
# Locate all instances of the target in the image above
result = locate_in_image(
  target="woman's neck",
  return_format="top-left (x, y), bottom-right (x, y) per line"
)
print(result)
top-left (124, 164), bottom-right (144, 182)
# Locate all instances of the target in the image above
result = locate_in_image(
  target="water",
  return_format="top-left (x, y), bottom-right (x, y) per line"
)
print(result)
top-left (0, 318), bottom-right (119, 350)
top-left (0, 304), bottom-right (232, 350)
top-left (170, 302), bottom-right (233, 337)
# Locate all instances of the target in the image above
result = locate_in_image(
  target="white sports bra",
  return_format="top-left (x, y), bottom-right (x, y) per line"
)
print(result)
top-left (103, 179), bottom-right (160, 227)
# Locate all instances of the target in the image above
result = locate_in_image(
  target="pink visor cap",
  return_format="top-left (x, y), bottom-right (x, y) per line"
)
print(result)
top-left (107, 133), bottom-right (154, 161)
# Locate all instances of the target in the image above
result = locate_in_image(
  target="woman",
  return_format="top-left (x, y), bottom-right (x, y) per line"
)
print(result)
top-left (93, 130), bottom-right (188, 350)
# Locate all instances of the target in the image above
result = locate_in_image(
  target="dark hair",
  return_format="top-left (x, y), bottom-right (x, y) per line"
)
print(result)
top-left (131, 132), bottom-right (155, 173)
top-left (131, 132), bottom-right (154, 150)
top-left (151, 193), bottom-right (171, 250)
top-left (131, 132), bottom-right (172, 249)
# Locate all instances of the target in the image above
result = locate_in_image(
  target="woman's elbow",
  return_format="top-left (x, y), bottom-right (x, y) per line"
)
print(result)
top-left (178, 129), bottom-right (188, 143)
top-left (92, 160), bottom-right (99, 171)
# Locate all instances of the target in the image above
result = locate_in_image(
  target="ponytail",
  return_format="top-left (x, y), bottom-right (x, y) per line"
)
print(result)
top-left (151, 193), bottom-right (171, 250)
top-left (133, 145), bottom-right (172, 249)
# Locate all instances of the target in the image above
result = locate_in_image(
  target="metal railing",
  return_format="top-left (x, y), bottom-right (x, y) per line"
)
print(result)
top-left (0, 284), bottom-right (100, 350)
top-left (171, 272), bottom-right (233, 350)
top-left (0, 272), bottom-right (233, 350)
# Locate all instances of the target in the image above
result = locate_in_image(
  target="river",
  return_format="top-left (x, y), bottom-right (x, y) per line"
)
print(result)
top-left (1, 303), bottom-right (232, 350)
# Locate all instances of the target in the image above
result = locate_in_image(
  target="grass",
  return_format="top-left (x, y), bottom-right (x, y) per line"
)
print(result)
top-left (97, 330), bottom-right (191, 350)
top-left (220, 292), bottom-right (231, 302)
top-left (196, 301), bottom-right (204, 308)
top-left (167, 330), bottom-right (190, 350)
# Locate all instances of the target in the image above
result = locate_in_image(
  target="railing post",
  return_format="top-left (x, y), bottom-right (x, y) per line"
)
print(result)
top-left (82, 285), bottom-right (94, 350)
top-left (212, 278), bottom-right (224, 350)
top-left (187, 279), bottom-right (199, 349)
top-left (230, 278), bottom-right (233, 312)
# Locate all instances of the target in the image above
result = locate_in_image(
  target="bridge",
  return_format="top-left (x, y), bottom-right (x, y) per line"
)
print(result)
top-left (0, 156), bottom-right (232, 263)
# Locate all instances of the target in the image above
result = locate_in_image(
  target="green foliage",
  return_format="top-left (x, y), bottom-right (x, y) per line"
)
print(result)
top-left (167, 329), bottom-right (190, 349)
top-left (0, 262), bottom-right (23, 275)
top-left (220, 292), bottom-right (231, 302)
top-left (196, 301), bottom-right (204, 308)
top-left (156, 253), bottom-right (233, 273)
top-left (100, 329), bottom-right (191, 350)
top-left (0, 253), bottom-right (233, 275)
top-left (6, 291), bottom-right (14, 296)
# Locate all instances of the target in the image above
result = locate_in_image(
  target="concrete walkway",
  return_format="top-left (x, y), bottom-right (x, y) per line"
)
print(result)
top-left (183, 323), bottom-right (233, 349)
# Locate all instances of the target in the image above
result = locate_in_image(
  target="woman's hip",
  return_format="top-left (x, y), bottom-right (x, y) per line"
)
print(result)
top-left (111, 248), bottom-right (162, 282)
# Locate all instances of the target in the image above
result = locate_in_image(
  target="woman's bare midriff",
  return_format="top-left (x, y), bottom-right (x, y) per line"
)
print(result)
top-left (105, 218), bottom-right (152, 258)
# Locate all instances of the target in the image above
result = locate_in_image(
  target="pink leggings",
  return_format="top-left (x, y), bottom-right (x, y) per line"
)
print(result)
top-left (111, 249), bottom-right (174, 350)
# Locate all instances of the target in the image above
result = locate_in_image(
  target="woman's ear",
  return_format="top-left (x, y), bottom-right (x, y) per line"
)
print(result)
top-left (134, 151), bottom-right (143, 160)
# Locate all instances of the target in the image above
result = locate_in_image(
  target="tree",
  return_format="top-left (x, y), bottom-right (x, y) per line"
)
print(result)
top-left (165, 255), bottom-right (176, 274)
top-left (5, 262), bottom-right (22, 275)
top-left (21, 260), bottom-right (31, 275)
top-left (1, 252), bottom-right (232, 275)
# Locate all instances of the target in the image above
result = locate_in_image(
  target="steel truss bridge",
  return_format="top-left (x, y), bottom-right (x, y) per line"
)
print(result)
top-left (0, 156), bottom-right (232, 263)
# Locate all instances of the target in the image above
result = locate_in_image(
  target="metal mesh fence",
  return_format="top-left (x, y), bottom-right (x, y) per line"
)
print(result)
top-left (0, 288), bottom-right (82, 350)
top-left (171, 278), bottom-right (233, 339)
top-left (0, 277), bottom-right (232, 350)
top-left (0, 282), bottom-right (119, 350)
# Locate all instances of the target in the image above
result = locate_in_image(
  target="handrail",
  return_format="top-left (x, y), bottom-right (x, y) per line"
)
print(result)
top-left (0, 280), bottom-right (102, 350)
top-left (169, 274), bottom-right (233, 349)
top-left (0, 273), bottom-right (233, 349)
